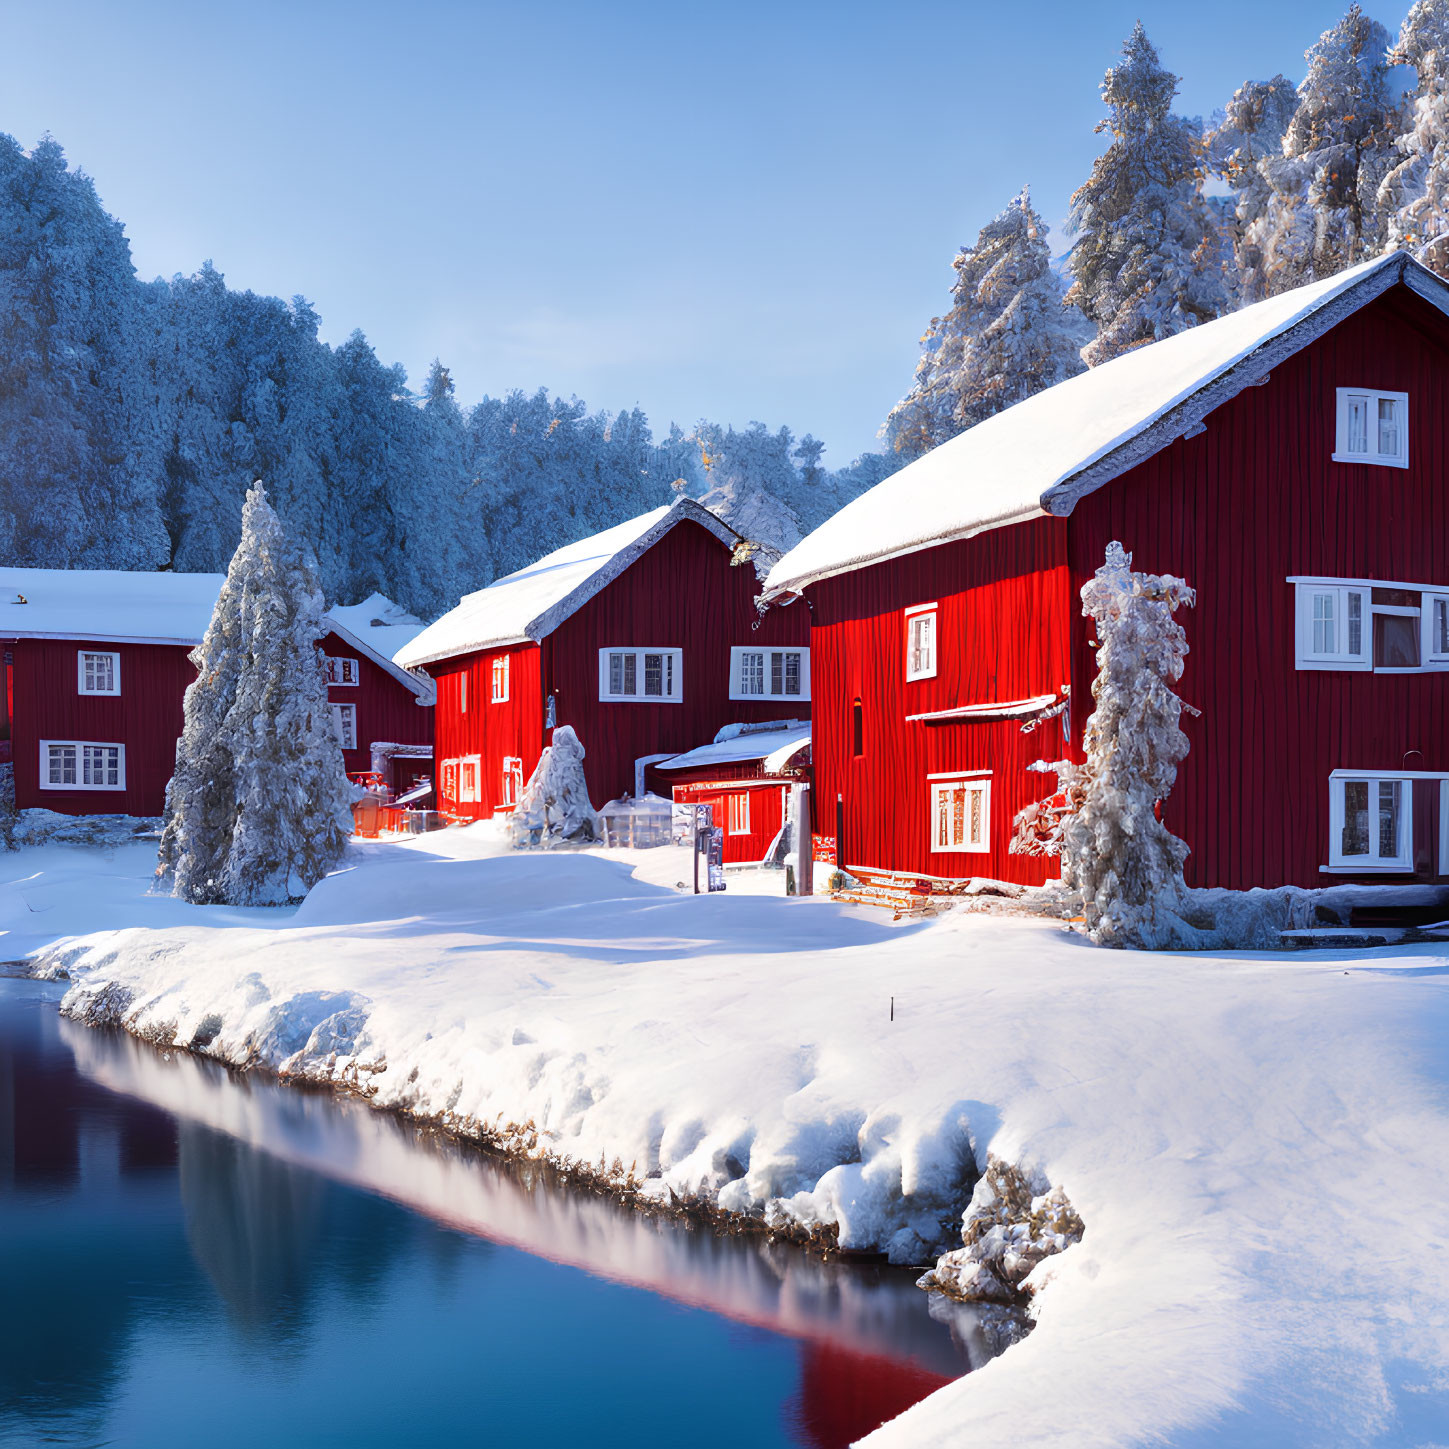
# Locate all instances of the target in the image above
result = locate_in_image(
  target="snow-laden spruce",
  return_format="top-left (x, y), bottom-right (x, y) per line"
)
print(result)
top-left (1380, 0), bottom-right (1449, 275)
top-left (884, 188), bottom-right (1088, 457)
top-left (157, 483), bottom-right (353, 905)
top-left (508, 725), bottom-right (604, 849)
top-left (1066, 23), bottom-right (1229, 365)
top-left (1062, 542), bottom-right (1196, 948)
top-left (1249, 5), bottom-right (1397, 294)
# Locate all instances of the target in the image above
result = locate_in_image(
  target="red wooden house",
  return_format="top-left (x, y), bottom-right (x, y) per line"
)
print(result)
top-left (395, 499), bottom-right (811, 818)
top-left (762, 250), bottom-right (1449, 894)
top-left (0, 569), bottom-right (433, 817)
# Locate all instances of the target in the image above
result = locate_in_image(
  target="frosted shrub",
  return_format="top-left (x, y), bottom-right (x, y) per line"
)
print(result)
top-left (157, 483), bottom-right (353, 905)
top-left (509, 726), bottom-right (604, 849)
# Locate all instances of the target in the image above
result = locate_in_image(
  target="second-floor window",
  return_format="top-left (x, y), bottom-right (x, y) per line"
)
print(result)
top-left (1294, 578), bottom-right (1449, 672)
top-left (1334, 388), bottom-right (1408, 468)
top-left (325, 657), bottom-right (360, 686)
top-left (906, 605), bottom-right (937, 681)
top-left (491, 655), bottom-right (510, 703)
top-left (77, 650), bottom-right (120, 696)
top-left (331, 703), bottom-right (358, 751)
top-left (729, 646), bottom-right (810, 700)
top-left (599, 648), bottom-right (683, 702)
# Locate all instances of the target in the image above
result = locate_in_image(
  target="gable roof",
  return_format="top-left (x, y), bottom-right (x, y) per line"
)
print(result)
top-left (394, 498), bottom-right (741, 669)
top-left (655, 722), bottom-right (811, 774)
top-left (763, 251), bottom-right (1449, 599)
top-left (0, 566), bottom-right (432, 700)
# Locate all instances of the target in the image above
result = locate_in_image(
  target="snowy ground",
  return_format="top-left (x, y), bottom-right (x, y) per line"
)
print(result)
top-left (4, 824), bottom-right (1449, 1448)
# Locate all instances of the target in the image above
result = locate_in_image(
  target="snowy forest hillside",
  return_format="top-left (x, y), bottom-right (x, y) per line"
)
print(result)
top-left (887, 3), bottom-right (1449, 455)
top-left (0, 134), bottom-right (889, 618)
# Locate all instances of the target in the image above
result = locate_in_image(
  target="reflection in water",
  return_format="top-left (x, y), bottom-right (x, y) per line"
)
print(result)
top-left (1, 980), bottom-right (1003, 1447)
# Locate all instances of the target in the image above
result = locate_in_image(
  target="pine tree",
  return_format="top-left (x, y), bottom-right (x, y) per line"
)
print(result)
top-left (1206, 77), bottom-right (1300, 302)
top-left (1066, 25), bottom-right (1229, 365)
top-left (1061, 543), bottom-right (1196, 949)
top-left (157, 483), bottom-right (352, 906)
top-left (885, 188), bottom-right (1088, 454)
top-left (1380, 0), bottom-right (1449, 276)
top-left (1250, 6), bottom-right (1397, 292)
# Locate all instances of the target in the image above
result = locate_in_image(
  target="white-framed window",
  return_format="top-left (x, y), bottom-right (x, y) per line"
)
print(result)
top-left (325, 656), bottom-right (360, 686)
top-left (459, 755), bottom-right (481, 803)
top-left (501, 756), bottom-right (523, 807)
top-left (598, 648), bottom-right (683, 702)
top-left (1334, 388), bottom-right (1409, 468)
top-left (906, 604), bottom-right (937, 681)
top-left (729, 646), bottom-right (810, 701)
top-left (1425, 593), bottom-right (1449, 665)
top-left (728, 791), bottom-right (750, 835)
top-left (491, 655), bottom-right (510, 703)
top-left (77, 650), bottom-right (120, 696)
top-left (1328, 772), bottom-right (1413, 871)
top-left (40, 740), bottom-right (125, 791)
top-left (930, 774), bottom-right (990, 854)
top-left (1294, 583), bottom-right (1369, 670)
top-left (331, 703), bottom-right (358, 751)
top-left (440, 759), bottom-right (460, 801)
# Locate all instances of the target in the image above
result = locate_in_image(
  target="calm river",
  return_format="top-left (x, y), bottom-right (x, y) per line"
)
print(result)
top-left (0, 978), bottom-right (1003, 1448)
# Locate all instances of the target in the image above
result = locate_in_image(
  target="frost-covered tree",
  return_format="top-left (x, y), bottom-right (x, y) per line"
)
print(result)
top-left (157, 484), bottom-right (352, 905)
top-left (509, 725), bottom-right (603, 849)
top-left (1067, 25), bottom-right (1229, 365)
top-left (1061, 542), bottom-right (1196, 948)
top-left (1380, 0), bottom-right (1449, 276)
top-left (886, 188), bottom-right (1088, 454)
top-left (1206, 77), bottom-right (1300, 302)
top-left (1251, 6), bottom-right (1397, 292)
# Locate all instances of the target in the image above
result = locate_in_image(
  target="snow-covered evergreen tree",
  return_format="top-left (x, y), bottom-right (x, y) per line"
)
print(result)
top-left (1206, 77), bottom-right (1300, 302)
top-left (1061, 542), bottom-right (1196, 948)
top-left (1067, 25), bottom-right (1229, 365)
top-left (157, 484), bottom-right (352, 905)
top-left (1250, 6), bottom-right (1397, 292)
top-left (509, 726), bottom-right (603, 849)
top-left (1380, 0), bottom-right (1449, 276)
top-left (885, 188), bottom-right (1088, 454)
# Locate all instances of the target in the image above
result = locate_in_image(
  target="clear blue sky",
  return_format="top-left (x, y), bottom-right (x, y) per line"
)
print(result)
top-left (0, 1), bottom-right (1412, 462)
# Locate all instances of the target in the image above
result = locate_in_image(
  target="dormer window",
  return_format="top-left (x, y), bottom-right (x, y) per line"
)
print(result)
top-left (325, 656), bottom-right (360, 686)
top-left (905, 604), bottom-right (937, 681)
top-left (1334, 388), bottom-right (1408, 468)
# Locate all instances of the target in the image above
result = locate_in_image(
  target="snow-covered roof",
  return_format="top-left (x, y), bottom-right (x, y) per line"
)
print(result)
top-left (764, 251), bottom-right (1449, 598)
top-left (395, 498), bottom-right (741, 668)
top-left (656, 723), bottom-right (811, 774)
top-left (0, 566), bottom-right (431, 701)
top-left (327, 592), bottom-right (428, 659)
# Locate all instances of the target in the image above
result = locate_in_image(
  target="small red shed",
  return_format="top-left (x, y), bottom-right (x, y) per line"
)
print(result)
top-left (0, 569), bottom-right (434, 818)
top-left (763, 250), bottom-right (1449, 895)
top-left (395, 499), bottom-right (811, 820)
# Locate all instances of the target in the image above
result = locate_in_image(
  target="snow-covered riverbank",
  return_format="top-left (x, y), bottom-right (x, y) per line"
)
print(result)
top-left (5, 824), bottom-right (1449, 1447)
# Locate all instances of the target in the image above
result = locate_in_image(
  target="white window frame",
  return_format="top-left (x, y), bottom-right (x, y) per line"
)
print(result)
top-left (330, 702), bottom-right (358, 751)
top-left (1293, 582), bottom-right (1370, 671)
top-left (325, 656), bottom-right (360, 687)
top-left (440, 758), bottom-right (460, 801)
top-left (906, 604), bottom-right (937, 682)
top-left (1424, 593), bottom-right (1449, 666)
top-left (1328, 770), bottom-right (1414, 872)
top-left (929, 773), bottom-right (991, 855)
top-left (728, 646), bottom-right (811, 701)
top-left (728, 791), bottom-right (751, 836)
top-left (598, 647), bottom-right (684, 703)
top-left (76, 650), bottom-right (121, 696)
top-left (491, 654), bottom-right (510, 704)
top-left (501, 755), bottom-right (523, 807)
top-left (1333, 388), bottom-right (1409, 469)
top-left (459, 755), bottom-right (481, 803)
top-left (39, 740), bottom-right (126, 791)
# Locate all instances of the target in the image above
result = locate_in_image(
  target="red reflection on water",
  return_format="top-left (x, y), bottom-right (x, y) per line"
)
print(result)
top-left (788, 1338), bottom-right (952, 1448)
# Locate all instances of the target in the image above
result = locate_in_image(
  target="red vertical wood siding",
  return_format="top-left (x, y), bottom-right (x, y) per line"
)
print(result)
top-left (1066, 285), bottom-right (1449, 889)
top-left (807, 516), bottom-right (1072, 881)
top-left (430, 642), bottom-right (544, 819)
top-left (671, 779), bottom-right (788, 864)
top-left (7, 638), bottom-right (195, 816)
top-left (545, 519), bottom-right (811, 807)
top-left (320, 631), bottom-right (433, 779)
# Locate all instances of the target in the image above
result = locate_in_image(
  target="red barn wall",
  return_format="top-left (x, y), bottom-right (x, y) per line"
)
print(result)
top-left (544, 519), bottom-right (811, 807)
top-left (1067, 285), bottom-right (1449, 889)
top-left (320, 631), bottom-right (432, 779)
top-left (808, 516), bottom-right (1072, 882)
top-left (431, 642), bottom-right (544, 818)
top-left (6, 637), bottom-right (194, 817)
top-left (669, 776), bottom-right (791, 864)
